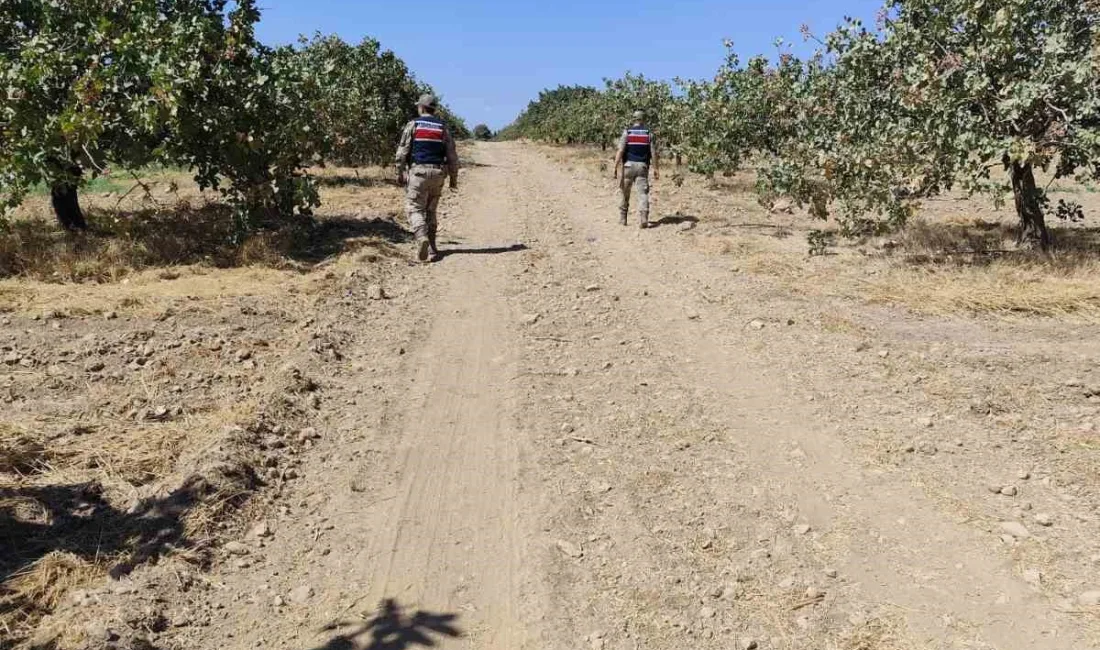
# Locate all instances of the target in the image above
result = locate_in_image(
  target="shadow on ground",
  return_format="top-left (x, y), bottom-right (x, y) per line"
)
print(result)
top-left (308, 599), bottom-right (461, 650)
top-left (0, 470), bottom-right (255, 649)
top-left (894, 219), bottom-right (1100, 267)
top-left (289, 216), bottom-right (413, 264)
top-left (314, 175), bottom-right (398, 189)
top-left (0, 206), bottom-right (413, 281)
top-left (436, 243), bottom-right (527, 259)
top-left (651, 214), bottom-right (699, 228)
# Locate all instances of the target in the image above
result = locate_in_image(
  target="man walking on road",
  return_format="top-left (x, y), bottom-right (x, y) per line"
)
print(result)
top-left (396, 94), bottom-right (460, 262)
top-left (613, 110), bottom-right (659, 228)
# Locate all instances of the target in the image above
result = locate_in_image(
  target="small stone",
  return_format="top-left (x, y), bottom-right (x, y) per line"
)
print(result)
top-left (85, 361), bottom-right (106, 372)
top-left (1034, 513), bottom-right (1053, 527)
top-left (687, 311), bottom-right (701, 321)
top-left (1017, 470), bottom-right (1031, 480)
top-left (916, 417), bottom-right (934, 428)
top-left (235, 349), bottom-right (253, 362)
top-left (987, 484), bottom-right (1002, 494)
top-left (699, 606), bottom-right (717, 619)
top-left (288, 585), bottom-right (313, 605)
top-left (83, 622), bottom-right (117, 643)
top-left (823, 568), bottom-right (838, 578)
top-left (585, 284), bottom-right (601, 292)
top-left (521, 313), bottom-right (541, 326)
top-left (918, 441), bottom-right (937, 455)
top-left (805, 586), bottom-right (825, 599)
top-left (1000, 521), bottom-right (1031, 539)
top-left (739, 640), bottom-right (758, 650)
top-left (367, 284), bottom-right (386, 300)
top-left (555, 540), bottom-right (584, 559)
top-left (224, 542), bottom-right (249, 556)
top-left (1001, 485), bottom-right (1019, 497)
top-left (171, 611), bottom-right (192, 628)
top-left (105, 311), bottom-right (118, 320)
top-left (1079, 591), bottom-right (1100, 607)
top-left (249, 521), bottom-right (272, 539)
top-left (878, 349), bottom-right (890, 358)
top-left (273, 595), bottom-right (285, 608)
top-left (793, 524), bottom-right (812, 535)
top-left (749, 319), bottom-right (765, 330)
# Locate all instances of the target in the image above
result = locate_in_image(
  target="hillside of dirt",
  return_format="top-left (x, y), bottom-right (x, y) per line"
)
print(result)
top-left (2, 142), bottom-right (1099, 650)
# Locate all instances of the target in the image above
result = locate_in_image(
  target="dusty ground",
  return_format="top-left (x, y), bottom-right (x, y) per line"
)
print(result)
top-left (3, 142), bottom-right (1100, 649)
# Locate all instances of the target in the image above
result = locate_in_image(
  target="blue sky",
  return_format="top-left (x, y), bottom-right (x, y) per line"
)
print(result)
top-left (254, 1), bottom-right (884, 130)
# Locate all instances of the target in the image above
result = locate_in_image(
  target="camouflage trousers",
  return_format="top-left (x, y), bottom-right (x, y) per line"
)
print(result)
top-left (406, 165), bottom-right (447, 246)
top-left (619, 162), bottom-right (650, 225)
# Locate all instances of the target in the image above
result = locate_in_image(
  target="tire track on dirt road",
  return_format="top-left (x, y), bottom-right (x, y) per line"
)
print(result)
top-left (160, 148), bottom-right (543, 650)
top-left (355, 156), bottom-right (532, 650)
top-left (492, 141), bottom-right (1094, 650)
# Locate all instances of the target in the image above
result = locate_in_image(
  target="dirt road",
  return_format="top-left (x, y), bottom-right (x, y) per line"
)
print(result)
top-left (145, 142), bottom-right (1098, 650)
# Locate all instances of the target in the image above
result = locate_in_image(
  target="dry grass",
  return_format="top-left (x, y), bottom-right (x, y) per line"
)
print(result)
top-left (542, 144), bottom-right (1100, 322)
top-left (1, 552), bottom-right (101, 640)
top-left (0, 165), bottom-right (407, 285)
top-left (0, 163), bottom-right (404, 648)
top-left (0, 426), bottom-right (49, 475)
top-left (0, 265), bottom-right (307, 318)
top-left (863, 260), bottom-right (1100, 320)
top-left (839, 613), bottom-right (916, 650)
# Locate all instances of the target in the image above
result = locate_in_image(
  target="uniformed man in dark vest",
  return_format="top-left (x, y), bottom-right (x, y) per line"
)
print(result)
top-left (395, 94), bottom-right (460, 262)
top-left (613, 110), bottom-right (660, 228)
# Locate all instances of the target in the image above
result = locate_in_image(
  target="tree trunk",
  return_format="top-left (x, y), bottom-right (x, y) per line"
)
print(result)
top-left (1010, 163), bottom-right (1051, 251)
top-left (675, 153), bottom-right (683, 167)
top-left (50, 181), bottom-right (87, 231)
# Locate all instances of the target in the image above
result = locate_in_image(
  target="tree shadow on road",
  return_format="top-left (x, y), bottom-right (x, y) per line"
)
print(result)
top-left (309, 599), bottom-right (461, 650)
top-left (0, 470), bottom-right (256, 649)
top-left (435, 243), bottom-right (527, 259)
top-left (288, 216), bottom-right (413, 264)
top-left (314, 175), bottom-right (398, 189)
top-left (891, 218), bottom-right (1100, 267)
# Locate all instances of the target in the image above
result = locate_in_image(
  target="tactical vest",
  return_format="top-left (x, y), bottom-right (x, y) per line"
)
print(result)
top-left (624, 127), bottom-right (652, 164)
top-left (411, 116), bottom-right (448, 165)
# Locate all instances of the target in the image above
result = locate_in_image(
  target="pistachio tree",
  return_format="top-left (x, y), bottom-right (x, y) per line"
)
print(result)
top-left (0, 0), bottom-right (327, 233)
top-left (768, 0), bottom-right (1100, 246)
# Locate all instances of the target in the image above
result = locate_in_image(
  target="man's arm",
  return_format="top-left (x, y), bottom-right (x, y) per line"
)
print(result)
top-left (445, 128), bottom-right (460, 189)
top-left (613, 131), bottom-right (627, 179)
top-left (650, 133), bottom-right (660, 180)
top-left (394, 121), bottom-right (415, 183)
